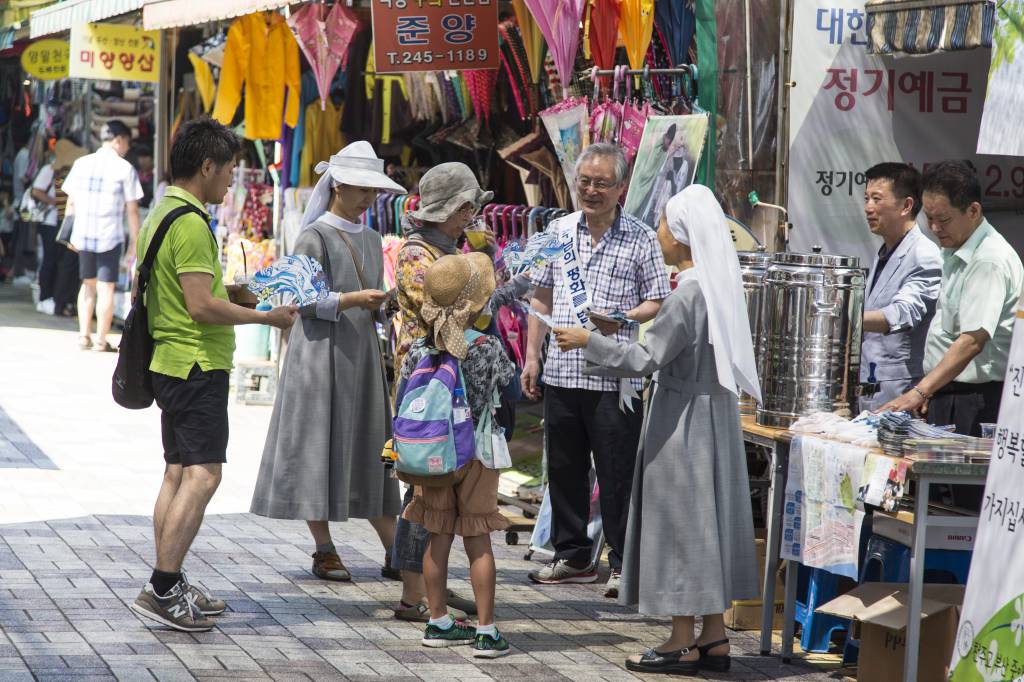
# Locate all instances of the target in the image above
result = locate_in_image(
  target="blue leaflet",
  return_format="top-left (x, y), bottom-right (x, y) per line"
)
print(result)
top-left (247, 255), bottom-right (331, 306)
top-left (502, 232), bottom-right (563, 277)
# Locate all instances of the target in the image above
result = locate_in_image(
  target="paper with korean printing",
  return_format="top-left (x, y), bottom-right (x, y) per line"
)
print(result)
top-left (951, 301), bottom-right (1024, 682)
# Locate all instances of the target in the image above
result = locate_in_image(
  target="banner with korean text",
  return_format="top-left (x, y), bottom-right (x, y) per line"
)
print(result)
top-left (950, 299), bottom-right (1024, 681)
top-left (371, 0), bottom-right (499, 73)
top-left (788, 1), bottom-right (1024, 267)
top-left (21, 40), bottom-right (70, 81)
top-left (69, 23), bottom-right (160, 84)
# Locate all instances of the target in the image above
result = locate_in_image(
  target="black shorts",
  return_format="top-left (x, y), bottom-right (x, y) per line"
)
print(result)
top-left (152, 364), bottom-right (229, 467)
top-left (78, 245), bottom-right (121, 282)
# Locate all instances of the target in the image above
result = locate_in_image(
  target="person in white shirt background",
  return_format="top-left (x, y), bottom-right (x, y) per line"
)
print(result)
top-left (8, 133), bottom-right (32, 282)
top-left (62, 120), bottom-right (144, 352)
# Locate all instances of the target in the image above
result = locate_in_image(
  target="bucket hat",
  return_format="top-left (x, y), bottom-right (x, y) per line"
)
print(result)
top-left (421, 252), bottom-right (495, 359)
top-left (409, 162), bottom-right (494, 223)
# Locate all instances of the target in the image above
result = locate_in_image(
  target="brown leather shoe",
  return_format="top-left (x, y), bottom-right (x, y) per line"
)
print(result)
top-left (311, 551), bottom-right (351, 581)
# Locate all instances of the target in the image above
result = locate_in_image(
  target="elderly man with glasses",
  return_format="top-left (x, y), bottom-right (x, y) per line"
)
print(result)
top-left (523, 143), bottom-right (671, 597)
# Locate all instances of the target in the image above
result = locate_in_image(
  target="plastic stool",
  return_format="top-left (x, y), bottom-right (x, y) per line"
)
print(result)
top-left (843, 534), bottom-right (973, 664)
top-left (794, 566), bottom-right (849, 653)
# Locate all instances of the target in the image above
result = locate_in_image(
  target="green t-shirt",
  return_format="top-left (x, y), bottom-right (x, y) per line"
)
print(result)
top-left (136, 186), bottom-right (235, 379)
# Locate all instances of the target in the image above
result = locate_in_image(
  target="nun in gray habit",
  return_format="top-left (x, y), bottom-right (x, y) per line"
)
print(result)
top-left (554, 184), bottom-right (760, 676)
top-left (250, 142), bottom-right (405, 582)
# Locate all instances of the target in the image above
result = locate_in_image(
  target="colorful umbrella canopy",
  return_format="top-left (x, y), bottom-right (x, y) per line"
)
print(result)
top-left (588, 0), bottom-right (620, 70)
top-left (618, 0), bottom-right (654, 70)
top-left (512, 0), bottom-right (546, 84)
top-left (654, 0), bottom-right (694, 67)
top-left (287, 2), bottom-right (360, 109)
top-left (523, 0), bottom-right (586, 97)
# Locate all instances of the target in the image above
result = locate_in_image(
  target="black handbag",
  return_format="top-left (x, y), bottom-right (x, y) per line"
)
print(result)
top-left (112, 201), bottom-right (206, 409)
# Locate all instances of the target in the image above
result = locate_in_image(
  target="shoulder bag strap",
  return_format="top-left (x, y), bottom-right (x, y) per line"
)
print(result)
top-left (332, 228), bottom-right (393, 427)
top-left (136, 200), bottom-right (207, 299)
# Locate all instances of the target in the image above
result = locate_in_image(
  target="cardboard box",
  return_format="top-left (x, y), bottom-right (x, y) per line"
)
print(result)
top-left (725, 598), bottom-right (784, 631)
top-left (724, 535), bottom-right (787, 631)
top-left (873, 510), bottom-right (978, 551)
top-left (816, 582), bottom-right (965, 682)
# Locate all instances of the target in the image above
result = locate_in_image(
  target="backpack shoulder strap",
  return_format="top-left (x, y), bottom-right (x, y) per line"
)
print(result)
top-left (137, 199), bottom-right (209, 293)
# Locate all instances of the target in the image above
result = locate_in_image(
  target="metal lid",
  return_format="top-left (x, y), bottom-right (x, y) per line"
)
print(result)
top-left (771, 249), bottom-right (860, 268)
top-left (738, 251), bottom-right (773, 266)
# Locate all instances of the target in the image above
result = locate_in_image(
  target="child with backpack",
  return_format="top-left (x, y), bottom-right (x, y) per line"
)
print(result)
top-left (394, 252), bottom-right (515, 657)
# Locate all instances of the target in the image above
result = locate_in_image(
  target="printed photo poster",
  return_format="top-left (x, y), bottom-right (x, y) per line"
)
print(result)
top-left (978, 1), bottom-right (1024, 156)
top-left (951, 301), bottom-right (1024, 682)
top-left (623, 114), bottom-right (708, 229)
top-left (539, 98), bottom-right (591, 209)
top-left (788, 0), bottom-right (1024, 267)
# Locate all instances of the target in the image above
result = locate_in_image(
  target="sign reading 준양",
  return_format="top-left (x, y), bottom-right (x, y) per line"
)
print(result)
top-left (371, 0), bottom-right (499, 73)
top-left (69, 23), bottom-right (160, 83)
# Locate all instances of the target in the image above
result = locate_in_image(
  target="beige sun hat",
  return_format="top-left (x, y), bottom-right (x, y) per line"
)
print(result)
top-left (421, 252), bottom-right (496, 359)
top-left (409, 162), bottom-right (494, 223)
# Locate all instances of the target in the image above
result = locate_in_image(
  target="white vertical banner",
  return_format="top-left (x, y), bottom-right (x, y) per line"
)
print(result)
top-left (788, 1), bottom-right (1023, 267)
top-left (950, 299), bottom-right (1024, 681)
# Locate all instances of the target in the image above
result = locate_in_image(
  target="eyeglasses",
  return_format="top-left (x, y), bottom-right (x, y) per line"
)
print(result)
top-left (576, 176), bottom-right (617, 191)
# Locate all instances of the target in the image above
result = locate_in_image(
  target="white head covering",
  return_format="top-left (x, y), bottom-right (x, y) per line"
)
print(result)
top-left (300, 141), bottom-right (407, 231)
top-left (665, 185), bottom-right (761, 402)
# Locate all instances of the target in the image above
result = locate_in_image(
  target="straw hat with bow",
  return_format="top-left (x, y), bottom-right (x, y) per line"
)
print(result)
top-left (421, 252), bottom-right (495, 359)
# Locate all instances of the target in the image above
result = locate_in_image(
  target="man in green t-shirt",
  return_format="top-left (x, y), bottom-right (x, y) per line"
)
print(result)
top-left (130, 119), bottom-right (297, 633)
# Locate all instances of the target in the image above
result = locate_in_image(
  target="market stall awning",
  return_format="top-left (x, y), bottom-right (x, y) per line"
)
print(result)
top-left (142, 0), bottom-right (292, 30)
top-left (30, 0), bottom-right (148, 38)
top-left (865, 0), bottom-right (995, 55)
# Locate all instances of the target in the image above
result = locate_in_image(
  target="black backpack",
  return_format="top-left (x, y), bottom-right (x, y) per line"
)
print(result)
top-left (112, 201), bottom-right (208, 409)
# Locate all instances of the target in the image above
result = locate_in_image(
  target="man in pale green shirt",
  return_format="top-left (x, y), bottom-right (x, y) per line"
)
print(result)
top-left (883, 160), bottom-right (1024, 436)
top-left (128, 119), bottom-right (297, 634)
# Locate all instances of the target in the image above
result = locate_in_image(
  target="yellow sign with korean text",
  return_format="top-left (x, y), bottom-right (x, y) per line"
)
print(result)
top-left (69, 23), bottom-right (160, 83)
top-left (21, 39), bottom-right (70, 81)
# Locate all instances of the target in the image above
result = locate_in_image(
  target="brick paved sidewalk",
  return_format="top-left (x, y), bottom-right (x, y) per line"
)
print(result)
top-left (0, 284), bottom-right (838, 681)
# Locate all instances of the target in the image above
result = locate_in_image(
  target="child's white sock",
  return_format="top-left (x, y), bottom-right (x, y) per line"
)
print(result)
top-left (476, 624), bottom-right (498, 639)
top-left (428, 614), bottom-right (454, 630)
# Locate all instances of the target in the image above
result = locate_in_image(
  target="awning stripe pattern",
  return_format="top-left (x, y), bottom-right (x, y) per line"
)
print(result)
top-left (30, 0), bottom-right (148, 38)
top-left (142, 0), bottom-right (292, 30)
top-left (865, 0), bottom-right (995, 54)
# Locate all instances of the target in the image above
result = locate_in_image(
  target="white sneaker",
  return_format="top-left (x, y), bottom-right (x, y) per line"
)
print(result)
top-left (11, 274), bottom-right (33, 286)
top-left (36, 298), bottom-right (55, 315)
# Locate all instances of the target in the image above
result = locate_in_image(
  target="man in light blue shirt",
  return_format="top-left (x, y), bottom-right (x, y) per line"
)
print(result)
top-left (883, 161), bottom-right (1024, 436)
top-left (859, 163), bottom-right (942, 412)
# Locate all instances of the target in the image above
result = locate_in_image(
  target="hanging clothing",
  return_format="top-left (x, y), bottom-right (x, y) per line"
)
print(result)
top-left (187, 53), bottom-right (216, 112)
top-left (298, 99), bottom-right (345, 188)
top-left (251, 216), bottom-right (401, 521)
top-left (212, 11), bottom-right (301, 140)
top-left (584, 271), bottom-right (759, 615)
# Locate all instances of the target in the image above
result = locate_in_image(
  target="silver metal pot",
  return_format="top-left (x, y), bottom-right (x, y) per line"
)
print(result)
top-left (738, 249), bottom-right (772, 416)
top-left (756, 249), bottom-right (865, 427)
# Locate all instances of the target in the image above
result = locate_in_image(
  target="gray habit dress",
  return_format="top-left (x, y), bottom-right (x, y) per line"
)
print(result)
top-left (250, 216), bottom-right (401, 521)
top-left (584, 271), bottom-right (758, 616)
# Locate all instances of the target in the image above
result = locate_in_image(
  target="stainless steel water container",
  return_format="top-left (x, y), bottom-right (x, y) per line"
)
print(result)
top-left (738, 249), bottom-right (772, 416)
top-left (756, 249), bottom-right (865, 427)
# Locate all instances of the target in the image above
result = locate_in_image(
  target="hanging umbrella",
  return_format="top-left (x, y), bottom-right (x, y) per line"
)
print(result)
top-left (654, 0), bottom-right (694, 67)
top-left (618, 0), bottom-right (655, 70)
top-left (588, 0), bottom-right (621, 70)
top-left (523, 0), bottom-right (586, 98)
top-left (512, 0), bottom-right (546, 84)
top-left (287, 2), bottom-right (360, 109)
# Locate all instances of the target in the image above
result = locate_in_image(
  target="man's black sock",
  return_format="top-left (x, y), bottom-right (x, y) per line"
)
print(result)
top-left (151, 569), bottom-right (181, 597)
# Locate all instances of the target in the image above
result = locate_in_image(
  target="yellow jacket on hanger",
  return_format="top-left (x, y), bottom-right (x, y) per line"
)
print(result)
top-left (213, 11), bottom-right (300, 140)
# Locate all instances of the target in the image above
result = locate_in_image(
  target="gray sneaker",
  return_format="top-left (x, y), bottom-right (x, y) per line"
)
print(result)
top-left (604, 570), bottom-right (621, 598)
top-left (528, 560), bottom-right (598, 585)
top-left (181, 571), bottom-right (226, 616)
top-left (131, 581), bottom-right (214, 632)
